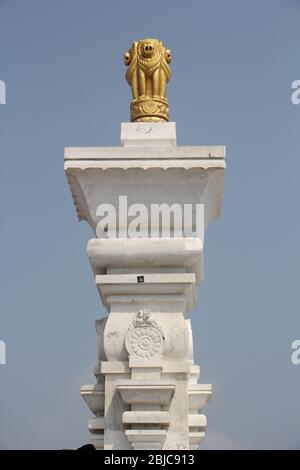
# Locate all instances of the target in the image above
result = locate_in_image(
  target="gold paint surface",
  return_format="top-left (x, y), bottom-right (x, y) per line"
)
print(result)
top-left (124, 39), bottom-right (171, 122)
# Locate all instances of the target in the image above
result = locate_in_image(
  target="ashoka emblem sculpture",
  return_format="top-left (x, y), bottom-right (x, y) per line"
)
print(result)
top-left (125, 309), bottom-right (164, 359)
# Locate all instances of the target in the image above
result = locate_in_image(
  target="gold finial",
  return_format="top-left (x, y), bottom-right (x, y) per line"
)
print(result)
top-left (124, 38), bottom-right (171, 122)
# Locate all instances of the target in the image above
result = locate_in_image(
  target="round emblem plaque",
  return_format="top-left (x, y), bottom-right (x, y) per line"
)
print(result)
top-left (125, 309), bottom-right (164, 359)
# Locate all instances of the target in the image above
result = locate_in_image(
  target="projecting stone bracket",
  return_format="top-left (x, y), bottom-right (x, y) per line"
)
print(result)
top-left (80, 384), bottom-right (105, 450)
top-left (117, 382), bottom-right (175, 450)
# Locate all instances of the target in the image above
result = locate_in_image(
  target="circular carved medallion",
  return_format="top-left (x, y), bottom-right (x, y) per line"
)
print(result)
top-left (125, 310), bottom-right (164, 359)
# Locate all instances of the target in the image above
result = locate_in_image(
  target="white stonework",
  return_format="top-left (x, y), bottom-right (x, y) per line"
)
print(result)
top-left (65, 122), bottom-right (225, 450)
top-left (121, 122), bottom-right (177, 146)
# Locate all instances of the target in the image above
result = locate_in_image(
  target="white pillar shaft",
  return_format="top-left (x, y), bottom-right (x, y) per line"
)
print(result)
top-left (65, 122), bottom-right (226, 450)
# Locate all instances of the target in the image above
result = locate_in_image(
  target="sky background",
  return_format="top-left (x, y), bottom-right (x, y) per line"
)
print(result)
top-left (0, 0), bottom-right (300, 450)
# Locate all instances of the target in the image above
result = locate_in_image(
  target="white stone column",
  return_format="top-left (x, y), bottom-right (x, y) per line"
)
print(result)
top-left (65, 122), bottom-right (225, 450)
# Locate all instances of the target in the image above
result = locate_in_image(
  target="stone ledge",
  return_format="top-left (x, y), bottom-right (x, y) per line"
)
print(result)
top-left (64, 145), bottom-right (226, 161)
top-left (123, 411), bottom-right (170, 424)
top-left (100, 360), bottom-right (192, 374)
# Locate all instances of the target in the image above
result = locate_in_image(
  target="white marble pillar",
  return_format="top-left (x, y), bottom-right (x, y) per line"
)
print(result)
top-left (65, 122), bottom-right (225, 450)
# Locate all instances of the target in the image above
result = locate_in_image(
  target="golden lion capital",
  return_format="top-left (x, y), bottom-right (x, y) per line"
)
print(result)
top-left (124, 38), bottom-right (172, 122)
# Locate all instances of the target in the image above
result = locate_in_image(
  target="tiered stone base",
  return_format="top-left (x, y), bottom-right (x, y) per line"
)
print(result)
top-left (80, 238), bottom-right (211, 450)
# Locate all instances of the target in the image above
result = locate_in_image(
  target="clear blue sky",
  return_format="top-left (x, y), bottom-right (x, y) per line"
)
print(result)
top-left (0, 0), bottom-right (300, 449)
